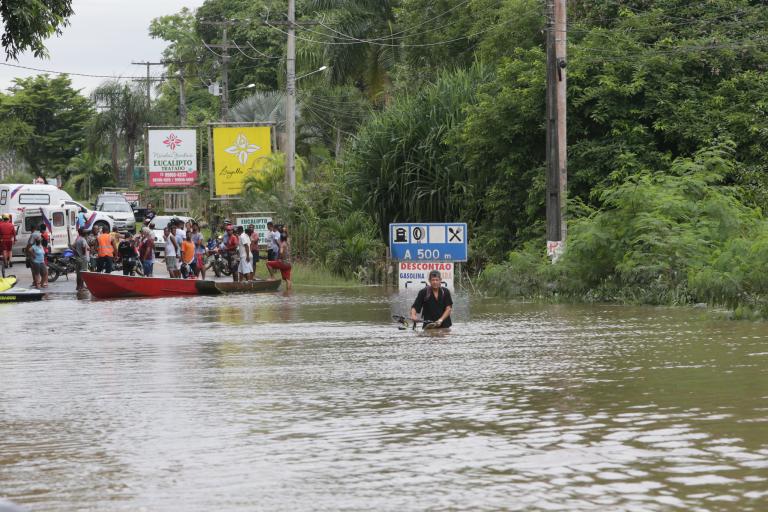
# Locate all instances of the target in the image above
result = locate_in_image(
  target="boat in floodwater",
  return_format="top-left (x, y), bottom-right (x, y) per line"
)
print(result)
top-left (81, 272), bottom-right (280, 299)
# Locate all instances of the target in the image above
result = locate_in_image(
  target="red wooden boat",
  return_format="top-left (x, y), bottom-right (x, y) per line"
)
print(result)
top-left (82, 272), bottom-right (282, 299)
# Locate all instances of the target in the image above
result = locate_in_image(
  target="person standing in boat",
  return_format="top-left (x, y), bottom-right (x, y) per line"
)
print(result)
top-left (410, 270), bottom-right (453, 329)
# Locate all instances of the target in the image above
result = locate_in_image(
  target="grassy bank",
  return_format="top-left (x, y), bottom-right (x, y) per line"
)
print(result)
top-left (251, 261), bottom-right (360, 288)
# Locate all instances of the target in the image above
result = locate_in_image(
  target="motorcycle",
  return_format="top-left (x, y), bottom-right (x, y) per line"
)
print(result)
top-left (114, 256), bottom-right (144, 277)
top-left (47, 249), bottom-right (78, 282)
top-left (206, 248), bottom-right (231, 278)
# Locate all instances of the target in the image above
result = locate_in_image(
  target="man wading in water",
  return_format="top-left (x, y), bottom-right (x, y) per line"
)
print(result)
top-left (410, 270), bottom-right (453, 329)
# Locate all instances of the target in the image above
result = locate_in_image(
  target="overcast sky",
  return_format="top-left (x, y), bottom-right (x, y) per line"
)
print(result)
top-left (0, 0), bottom-right (207, 95)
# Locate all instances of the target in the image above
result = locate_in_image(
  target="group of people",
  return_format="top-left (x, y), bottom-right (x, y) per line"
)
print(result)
top-left (206, 220), bottom-right (292, 289)
top-left (5, 210), bottom-right (294, 291)
top-left (161, 218), bottom-right (207, 280)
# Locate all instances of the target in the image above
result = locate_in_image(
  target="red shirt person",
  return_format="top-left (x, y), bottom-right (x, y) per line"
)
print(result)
top-left (0, 214), bottom-right (16, 268)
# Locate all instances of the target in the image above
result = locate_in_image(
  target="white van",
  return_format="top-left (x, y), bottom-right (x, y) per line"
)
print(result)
top-left (0, 183), bottom-right (113, 234)
top-left (12, 205), bottom-right (78, 257)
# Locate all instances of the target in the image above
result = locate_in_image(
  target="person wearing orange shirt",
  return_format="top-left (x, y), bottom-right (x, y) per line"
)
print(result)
top-left (96, 229), bottom-right (117, 273)
top-left (180, 232), bottom-right (195, 278)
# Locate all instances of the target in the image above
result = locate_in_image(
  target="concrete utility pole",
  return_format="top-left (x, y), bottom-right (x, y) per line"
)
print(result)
top-left (131, 61), bottom-right (165, 108)
top-left (545, 0), bottom-right (567, 250)
top-left (202, 21), bottom-right (240, 121)
top-left (286, 0), bottom-right (297, 190)
top-left (178, 69), bottom-right (187, 126)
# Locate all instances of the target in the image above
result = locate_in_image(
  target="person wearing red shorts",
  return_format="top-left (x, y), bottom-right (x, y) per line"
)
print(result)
top-left (266, 231), bottom-right (292, 290)
top-left (0, 214), bottom-right (16, 269)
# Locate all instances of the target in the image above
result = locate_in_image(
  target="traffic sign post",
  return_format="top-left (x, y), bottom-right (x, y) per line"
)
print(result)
top-left (389, 223), bottom-right (468, 262)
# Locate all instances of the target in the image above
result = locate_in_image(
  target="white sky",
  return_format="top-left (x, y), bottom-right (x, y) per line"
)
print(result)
top-left (0, 0), bottom-right (207, 95)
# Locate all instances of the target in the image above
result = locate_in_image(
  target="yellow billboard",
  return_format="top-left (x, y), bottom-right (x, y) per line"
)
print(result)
top-left (212, 126), bottom-right (272, 196)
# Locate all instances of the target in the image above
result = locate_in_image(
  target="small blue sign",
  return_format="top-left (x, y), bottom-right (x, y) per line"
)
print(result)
top-left (389, 223), bottom-right (468, 262)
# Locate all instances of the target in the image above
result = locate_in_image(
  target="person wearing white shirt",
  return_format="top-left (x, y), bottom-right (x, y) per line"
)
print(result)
top-left (236, 226), bottom-right (253, 280)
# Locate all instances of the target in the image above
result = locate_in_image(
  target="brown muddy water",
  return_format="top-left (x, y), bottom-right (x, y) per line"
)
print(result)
top-left (0, 288), bottom-right (767, 511)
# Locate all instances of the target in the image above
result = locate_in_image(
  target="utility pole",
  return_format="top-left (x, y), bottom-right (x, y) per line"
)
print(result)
top-left (178, 69), bottom-right (187, 126)
top-left (286, 0), bottom-right (297, 190)
top-left (545, 0), bottom-right (567, 256)
top-left (131, 61), bottom-right (165, 108)
top-left (202, 21), bottom-right (239, 121)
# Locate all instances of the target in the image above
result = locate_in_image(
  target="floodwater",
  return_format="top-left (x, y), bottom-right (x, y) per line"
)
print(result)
top-left (1, 288), bottom-right (767, 511)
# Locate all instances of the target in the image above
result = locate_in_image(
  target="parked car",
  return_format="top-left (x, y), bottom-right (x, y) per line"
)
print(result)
top-left (148, 215), bottom-right (193, 256)
top-left (96, 201), bottom-right (136, 233)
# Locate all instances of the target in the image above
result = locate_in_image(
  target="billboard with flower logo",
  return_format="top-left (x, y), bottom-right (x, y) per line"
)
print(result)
top-left (212, 126), bottom-right (272, 196)
top-left (147, 128), bottom-right (198, 187)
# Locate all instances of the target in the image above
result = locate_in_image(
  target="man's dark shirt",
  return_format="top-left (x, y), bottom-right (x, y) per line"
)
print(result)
top-left (118, 240), bottom-right (136, 260)
top-left (412, 286), bottom-right (453, 327)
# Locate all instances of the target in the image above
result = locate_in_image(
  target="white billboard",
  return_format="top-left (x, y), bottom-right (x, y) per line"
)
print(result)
top-left (148, 129), bottom-right (197, 187)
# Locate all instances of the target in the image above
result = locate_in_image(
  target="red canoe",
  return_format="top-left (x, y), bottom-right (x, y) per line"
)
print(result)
top-left (82, 272), bottom-right (282, 299)
top-left (82, 272), bottom-right (219, 298)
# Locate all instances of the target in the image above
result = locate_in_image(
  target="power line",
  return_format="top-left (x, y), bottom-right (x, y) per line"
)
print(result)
top-left (0, 62), bottom-right (150, 80)
top-left (262, 13), bottom-right (525, 48)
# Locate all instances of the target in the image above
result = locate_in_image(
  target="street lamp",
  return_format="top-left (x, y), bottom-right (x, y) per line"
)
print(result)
top-left (230, 83), bottom-right (256, 93)
top-left (296, 65), bottom-right (328, 81)
top-left (286, 65), bottom-right (329, 191)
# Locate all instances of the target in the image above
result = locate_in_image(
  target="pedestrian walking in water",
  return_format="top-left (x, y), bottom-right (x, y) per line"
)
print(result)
top-left (410, 270), bottom-right (453, 329)
top-left (266, 221), bottom-right (280, 262)
top-left (72, 228), bottom-right (89, 290)
top-left (266, 230), bottom-right (292, 290)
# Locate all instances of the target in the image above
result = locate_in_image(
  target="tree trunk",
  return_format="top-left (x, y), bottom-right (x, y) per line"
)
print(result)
top-left (111, 139), bottom-right (120, 185)
top-left (126, 140), bottom-right (135, 188)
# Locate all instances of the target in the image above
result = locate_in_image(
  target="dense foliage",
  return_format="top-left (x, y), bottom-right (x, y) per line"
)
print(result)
top-left (0, 0), bottom-right (73, 59)
top-left (0, 75), bottom-right (92, 177)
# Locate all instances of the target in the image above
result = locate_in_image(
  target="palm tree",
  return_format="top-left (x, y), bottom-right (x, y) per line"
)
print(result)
top-left (66, 151), bottom-right (112, 200)
top-left (229, 91), bottom-right (286, 150)
top-left (91, 81), bottom-right (151, 187)
top-left (309, 0), bottom-right (399, 104)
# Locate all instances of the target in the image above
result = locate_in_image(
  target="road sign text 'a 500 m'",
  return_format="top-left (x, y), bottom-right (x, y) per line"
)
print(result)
top-left (389, 223), bottom-right (468, 262)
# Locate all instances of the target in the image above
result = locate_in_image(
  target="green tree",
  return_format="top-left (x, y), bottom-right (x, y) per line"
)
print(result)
top-left (65, 151), bottom-right (113, 200)
top-left (90, 81), bottom-right (151, 187)
top-left (0, 0), bottom-right (73, 59)
top-left (0, 74), bottom-right (93, 178)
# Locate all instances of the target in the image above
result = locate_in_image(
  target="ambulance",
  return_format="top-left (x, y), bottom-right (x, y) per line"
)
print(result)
top-left (0, 184), bottom-right (114, 256)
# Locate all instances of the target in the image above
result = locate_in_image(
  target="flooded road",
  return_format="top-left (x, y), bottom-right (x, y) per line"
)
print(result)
top-left (1, 289), bottom-right (767, 511)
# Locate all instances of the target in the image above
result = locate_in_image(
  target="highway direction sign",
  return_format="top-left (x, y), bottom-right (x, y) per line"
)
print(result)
top-left (389, 222), bottom-right (468, 262)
